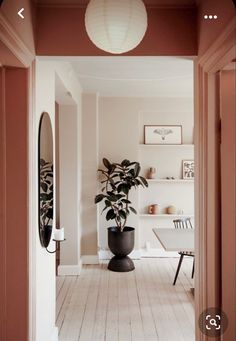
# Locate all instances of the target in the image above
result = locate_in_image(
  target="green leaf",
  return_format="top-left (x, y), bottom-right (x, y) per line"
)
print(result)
top-left (40, 182), bottom-right (48, 192)
top-left (121, 159), bottom-right (130, 167)
top-left (121, 199), bottom-right (131, 204)
top-left (95, 194), bottom-right (105, 204)
top-left (129, 207), bottom-right (137, 214)
top-left (40, 193), bottom-right (51, 201)
top-left (40, 159), bottom-right (46, 166)
top-left (106, 209), bottom-right (116, 221)
top-left (139, 176), bottom-right (149, 187)
top-left (103, 158), bottom-right (111, 169)
top-left (46, 208), bottom-right (53, 219)
top-left (134, 163), bottom-right (141, 177)
top-left (119, 210), bottom-right (127, 219)
top-left (128, 169), bottom-right (135, 177)
top-left (117, 183), bottom-right (129, 194)
top-left (105, 200), bottom-right (111, 207)
top-left (107, 195), bottom-right (118, 202)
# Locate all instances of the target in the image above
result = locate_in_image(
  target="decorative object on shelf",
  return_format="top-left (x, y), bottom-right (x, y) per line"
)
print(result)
top-left (148, 204), bottom-right (159, 215)
top-left (144, 125), bottom-right (182, 145)
top-left (54, 228), bottom-right (65, 241)
top-left (148, 167), bottom-right (157, 179)
top-left (183, 160), bottom-right (194, 179)
top-left (95, 158), bottom-right (148, 272)
top-left (85, 0), bottom-right (148, 54)
top-left (166, 176), bottom-right (175, 180)
top-left (167, 205), bottom-right (177, 215)
top-left (38, 112), bottom-right (54, 248)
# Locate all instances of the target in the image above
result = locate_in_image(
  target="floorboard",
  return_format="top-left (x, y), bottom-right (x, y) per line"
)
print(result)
top-left (57, 258), bottom-right (195, 341)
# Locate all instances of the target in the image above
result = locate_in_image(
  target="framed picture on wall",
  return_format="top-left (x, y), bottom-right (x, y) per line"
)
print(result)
top-left (144, 125), bottom-right (182, 145)
top-left (182, 160), bottom-right (194, 179)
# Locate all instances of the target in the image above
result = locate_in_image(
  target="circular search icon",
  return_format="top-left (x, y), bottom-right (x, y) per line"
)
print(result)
top-left (199, 307), bottom-right (228, 337)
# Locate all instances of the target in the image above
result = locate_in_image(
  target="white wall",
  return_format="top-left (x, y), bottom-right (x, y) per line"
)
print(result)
top-left (81, 94), bottom-right (99, 263)
top-left (98, 97), bottom-right (194, 255)
top-left (32, 60), bottom-right (82, 341)
top-left (58, 105), bottom-right (81, 273)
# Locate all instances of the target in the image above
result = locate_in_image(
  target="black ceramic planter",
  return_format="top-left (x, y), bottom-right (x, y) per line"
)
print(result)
top-left (108, 226), bottom-right (135, 272)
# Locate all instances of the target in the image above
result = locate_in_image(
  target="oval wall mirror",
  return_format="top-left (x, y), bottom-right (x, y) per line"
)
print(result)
top-left (38, 112), bottom-right (54, 247)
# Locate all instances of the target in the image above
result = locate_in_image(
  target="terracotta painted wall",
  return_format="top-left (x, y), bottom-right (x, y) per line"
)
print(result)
top-left (197, 0), bottom-right (235, 57)
top-left (36, 6), bottom-right (197, 56)
top-left (220, 69), bottom-right (236, 341)
top-left (0, 0), bottom-right (35, 54)
top-left (0, 67), bottom-right (28, 341)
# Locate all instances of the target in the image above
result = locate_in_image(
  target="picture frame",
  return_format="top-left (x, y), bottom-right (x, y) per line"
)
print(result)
top-left (182, 160), bottom-right (194, 179)
top-left (144, 125), bottom-right (182, 145)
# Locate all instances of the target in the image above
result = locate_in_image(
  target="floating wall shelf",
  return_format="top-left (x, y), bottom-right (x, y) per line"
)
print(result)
top-left (139, 214), bottom-right (194, 218)
top-left (146, 179), bottom-right (194, 183)
top-left (139, 144), bottom-right (194, 148)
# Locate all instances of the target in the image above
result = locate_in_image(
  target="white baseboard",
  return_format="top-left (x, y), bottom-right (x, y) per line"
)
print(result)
top-left (82, 255), bottom-right (99, 264)
top-left (140, 248), bottom-right (179, 258)
top-left (98, 249), bottom-right (142, 260)
top-left (57, 260), bottom-right (82, 276)
top-left (50, 326), bottom-right (58, 341)
top-left (99, 248), bottom-right (179, 259)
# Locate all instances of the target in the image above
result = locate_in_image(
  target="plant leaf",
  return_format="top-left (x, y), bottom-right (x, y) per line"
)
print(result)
top-left (134, 163), bottom-right (141, 177)
top-left (103, 158), bottom-right (111, 169)
top-left (139, 176), bottom-right (149, 187)
top-left (129, 207), bottom-right (137, 214)
top-left (121, 199), bottom-right (131, 204)
top-left (95, 194), bottom-right (105, 204)
top-left (40, 182), bottom-right (48, 192)
top-left (119, 210), bottom-right (126, 219)
top-left (121, 159), bottom-right (130, 167)
top-left (106, 209), bottom-right (115, 221)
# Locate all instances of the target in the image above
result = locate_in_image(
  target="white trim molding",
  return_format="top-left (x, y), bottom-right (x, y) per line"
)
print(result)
top-left (50, 326), bottom-right (58, 341)
top-left (0, 13), bottom-right (35, 67)
top-left (82, 255), bottom-right (99, 264)
top-left (141, 248), bottom-right (179, 258)
top-left (57, 261), bottom-right (82, 276)
top-left (99, 248), bottom-right (178, 259)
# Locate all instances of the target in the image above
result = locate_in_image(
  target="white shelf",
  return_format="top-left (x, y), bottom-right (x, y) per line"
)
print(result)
top-left (139, 144), bottom-right (194, 148)
top-left (139, 214), bottom-right (194, 218)
top-left (146, 179), bottom-right (194, 183)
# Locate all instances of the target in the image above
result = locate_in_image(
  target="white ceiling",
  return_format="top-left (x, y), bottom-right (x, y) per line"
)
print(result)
top-left (70, 57), bottom-right (193, 98)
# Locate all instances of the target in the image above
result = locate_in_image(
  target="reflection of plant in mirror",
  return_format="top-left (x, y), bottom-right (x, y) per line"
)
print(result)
top-left (40, 159), bottom-right (53, 229)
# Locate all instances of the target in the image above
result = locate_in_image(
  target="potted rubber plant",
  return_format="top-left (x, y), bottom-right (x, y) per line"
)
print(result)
top-left (95, 158), bottom-right (148, 272)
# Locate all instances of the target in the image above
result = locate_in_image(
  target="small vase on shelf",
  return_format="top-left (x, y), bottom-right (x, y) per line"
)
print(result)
top-left (167, 205), bottom-right (177, 215)
top-left (147, 167), bottom-right (156, 179)
top-left (148, 204), bottom-right (159, 215)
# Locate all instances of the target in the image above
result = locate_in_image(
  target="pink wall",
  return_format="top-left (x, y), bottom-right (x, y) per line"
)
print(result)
top-left (36, 6), bottom-right (197, 56)
top-left (0, 67), bottom-right (28, 341)
top-left (1, 0), bottom-right (35, 54)
top-left (197, 0), bottom-right (235, 57)
top-left (221, 69), bottom-right (236, 340)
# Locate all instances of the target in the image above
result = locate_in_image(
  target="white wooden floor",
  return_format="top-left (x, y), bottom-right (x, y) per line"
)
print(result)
top-left (56, 258), bottom-right (195, 341)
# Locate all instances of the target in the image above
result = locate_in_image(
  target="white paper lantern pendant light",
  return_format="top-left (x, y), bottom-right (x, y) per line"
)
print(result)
top-left (85, 0), bottom-right (148, 54)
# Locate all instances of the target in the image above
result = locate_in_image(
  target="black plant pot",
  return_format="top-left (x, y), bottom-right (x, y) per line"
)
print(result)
top-left (108, 226), bottom-right (135, 272)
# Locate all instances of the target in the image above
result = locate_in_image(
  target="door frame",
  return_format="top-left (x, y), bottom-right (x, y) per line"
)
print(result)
top-left (194, 18), bottom-right (236, 341)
